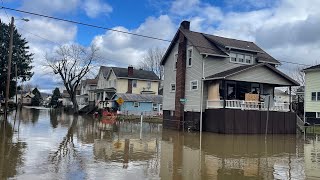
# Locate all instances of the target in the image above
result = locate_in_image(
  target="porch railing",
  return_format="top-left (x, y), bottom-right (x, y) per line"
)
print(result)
top-left (207, 100), bottom-right (290, 112)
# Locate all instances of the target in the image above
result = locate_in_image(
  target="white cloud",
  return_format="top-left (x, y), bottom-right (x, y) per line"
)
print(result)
top-left (91, 15), bottom-right (175, 66)
top-left (20, 0), bottom-right (80, 15)
top-left (83, 0), bottom-right (113, 18)
top-left (170, 0), bottom-right (200, 16)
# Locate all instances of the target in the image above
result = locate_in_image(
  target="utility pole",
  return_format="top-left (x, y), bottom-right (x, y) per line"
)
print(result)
top-left (4, 17), bottom-right (14, 119)
top-left (15, 63), bottom-right (18, 106)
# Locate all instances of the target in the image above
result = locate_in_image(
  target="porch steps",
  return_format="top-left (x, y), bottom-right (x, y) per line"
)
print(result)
top-left (296, 115), bottom-right (304, 132)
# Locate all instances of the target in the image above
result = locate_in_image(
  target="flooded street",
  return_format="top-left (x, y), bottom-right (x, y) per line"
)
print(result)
top-left (0, 108), bottom-right (319, 179)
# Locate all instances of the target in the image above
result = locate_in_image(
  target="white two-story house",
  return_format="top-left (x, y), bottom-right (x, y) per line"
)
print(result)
top-left (303, 64), bottom-right (320, 124)
top-left (161, 21), bottom-right (299, 133)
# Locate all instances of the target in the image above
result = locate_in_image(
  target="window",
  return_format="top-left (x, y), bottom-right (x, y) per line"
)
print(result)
top-left (317, 112), bottom-right (320, 118)
top-left (318, 92), bottom-right (320, 101)
top-left (312, 92), bottom-right (317, 101)
top-left (245, 55), bottom-right (252, 64)
top-left (147, 81), bottom-right (151, 89)
top-left (174, 53), bottom-right (178, 70)
top-left (159, 104), bottom-right (163, 111)
top-left (190, 80), bottom-right (198, 90)
top-left (170, 83), bottom-right (176, 92)
top-left (230, 53), bottom-right (253, 64)
top-left (187, 48), bottom-right (192, 67)
top-left (170, 110), bottom-right (174, 116)
top-left (132, 80), bottom-right (137, 88)
top-left (230, 53), bottom-right (237, 62)
top-left (153, 103), bottom-right (158, 111)
top-left (238, 54), bottom-right (244, 63)
top-left (133, 102), bottom-right (139, 107)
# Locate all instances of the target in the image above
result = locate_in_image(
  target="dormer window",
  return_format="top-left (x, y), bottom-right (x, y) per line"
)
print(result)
top-left (230, 53), bottom-right (253, 65)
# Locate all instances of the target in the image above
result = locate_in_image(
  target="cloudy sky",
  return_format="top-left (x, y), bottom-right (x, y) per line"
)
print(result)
top-left (1, 0), bottom-right (319, 92)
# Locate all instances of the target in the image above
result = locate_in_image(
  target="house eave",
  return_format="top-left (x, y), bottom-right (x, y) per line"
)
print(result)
top-left (225, 46), bottom-right (263, 53)
top-left (200, 53), bottom-right (229, 58)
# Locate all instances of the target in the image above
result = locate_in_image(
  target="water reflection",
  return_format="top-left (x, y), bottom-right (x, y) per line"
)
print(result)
top-left (0, 108), bottom-right (318, 179)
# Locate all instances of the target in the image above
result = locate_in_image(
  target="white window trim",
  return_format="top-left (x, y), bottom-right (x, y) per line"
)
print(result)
top-left (311, 92), bottom-right (317, 101)
top-left (187, 47), bottom-right (193, 68)
top-left (170, 83), bottom-right (176, 92)
top-left (133, 102), bottom-right (140, 107)
top-left (174, 52), bottom-right (178, 71)
top-left (317, 112), bottom-right (320, 118)
top-left (229, 53), bottom-right (254, 65)
top-left (190, 80), bottom-right (199, 91)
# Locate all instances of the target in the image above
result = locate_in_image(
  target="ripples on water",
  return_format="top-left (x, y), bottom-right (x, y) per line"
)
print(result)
top-left (0, 108), bottom-right (319, 179)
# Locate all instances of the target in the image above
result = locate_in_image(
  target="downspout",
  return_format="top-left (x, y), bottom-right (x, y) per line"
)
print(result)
top-left (200, 56), bottom-right (205, 132)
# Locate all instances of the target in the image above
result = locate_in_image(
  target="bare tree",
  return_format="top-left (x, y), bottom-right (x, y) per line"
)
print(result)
top-left (138, 47), bottom-right (165, 80)
top-left (291, 65), bottom-right (305, 86)
top-left (46, 44), bottom-right (98, 113)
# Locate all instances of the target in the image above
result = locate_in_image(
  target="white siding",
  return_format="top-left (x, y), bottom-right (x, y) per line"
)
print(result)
top-left (185, 45), bottom-right (202, 111)
top-left (227, 66), bottom-right (293, 85)
top-left (163, 43), bottom-right (178, 110)
top-left (305, 71), bottom-right (320, 112)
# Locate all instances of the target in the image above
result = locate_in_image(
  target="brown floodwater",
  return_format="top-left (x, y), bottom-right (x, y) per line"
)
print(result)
top-left (0, 108), bottom-right (319, 179)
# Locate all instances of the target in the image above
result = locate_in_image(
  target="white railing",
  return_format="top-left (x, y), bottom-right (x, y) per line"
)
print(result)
top-left (207, 100), bottom-right (290, 112)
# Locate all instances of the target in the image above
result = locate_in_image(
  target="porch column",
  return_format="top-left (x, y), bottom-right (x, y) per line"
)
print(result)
top-left (223, 80), bottom-right (226, 108)
top-left (289, 86), bottom-right (292, 112)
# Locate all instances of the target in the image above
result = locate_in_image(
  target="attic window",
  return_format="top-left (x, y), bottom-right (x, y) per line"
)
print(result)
top-left (230, 53), bottom-right (237, 62)
top-left (187, 48), bottom-right (192, 67)
top-left (133, 102), bottom-right (139, 107)
top-left (230, 53), bottom-right (253, 65)
top-left (174, 53), bottom-right (178, 70)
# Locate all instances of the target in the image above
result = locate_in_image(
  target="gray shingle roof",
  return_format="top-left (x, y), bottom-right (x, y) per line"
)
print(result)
top-left (112, 67), bottom-right (159, 81)
top-left (161, 28), bottom-right (280, 65)
top-left (303, 64), bottom-right (320, 71)
top-left (116, 93), bottom-right (162, 103)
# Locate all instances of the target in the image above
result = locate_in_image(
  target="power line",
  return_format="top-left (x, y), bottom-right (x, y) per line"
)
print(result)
top-left (1, 6), bottom-right (313, 67)
top-left (1, 6), bottom-right (172, 43)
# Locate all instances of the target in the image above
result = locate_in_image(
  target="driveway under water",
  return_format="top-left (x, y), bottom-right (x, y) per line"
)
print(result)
top-left (0, 108), bottom-right (319, 179)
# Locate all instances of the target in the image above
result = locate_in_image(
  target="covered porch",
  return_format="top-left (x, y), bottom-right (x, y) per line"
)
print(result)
top-left (93, 88), bottom-right (116, 109)
top-left (204, 64), bottom-right (299, 112)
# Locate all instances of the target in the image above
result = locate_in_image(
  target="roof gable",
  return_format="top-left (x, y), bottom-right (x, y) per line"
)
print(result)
top-left (205, 63), bottom-right (299, 86)
top-left (112, 67), bottom-right (159, 81)
top-left (161, 27), bottom-right (280, 65)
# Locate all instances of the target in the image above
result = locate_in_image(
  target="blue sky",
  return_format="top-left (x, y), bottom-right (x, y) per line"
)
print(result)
top-left (1, 0), bottom-right (320, 92)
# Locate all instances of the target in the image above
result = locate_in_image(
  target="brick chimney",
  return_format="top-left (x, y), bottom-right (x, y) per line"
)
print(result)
top-left (127, 65), bottom-right (133, 93)
top-left (174, 21), bottom-right (189, 130)
top-left (180, 20), bottom-right (190, 30)
top-left (128, 65), bottom-right (133, 77)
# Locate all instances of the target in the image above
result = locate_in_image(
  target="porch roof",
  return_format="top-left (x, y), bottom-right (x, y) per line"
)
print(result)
top-left (204, 63), bottom-right (299, 86)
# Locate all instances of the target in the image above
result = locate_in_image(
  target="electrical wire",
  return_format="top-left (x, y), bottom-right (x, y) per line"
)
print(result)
top-left (0, 6), bottom-right (314, 67)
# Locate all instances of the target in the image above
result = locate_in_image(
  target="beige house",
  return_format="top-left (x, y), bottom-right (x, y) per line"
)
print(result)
top-left (93, 66), bottom-right (160, 109)
top-left (303, 64), bottom-right (320, 124)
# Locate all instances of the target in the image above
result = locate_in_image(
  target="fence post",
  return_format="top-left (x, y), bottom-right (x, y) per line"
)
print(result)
top-left (140, 112), bottom-right (143, 139)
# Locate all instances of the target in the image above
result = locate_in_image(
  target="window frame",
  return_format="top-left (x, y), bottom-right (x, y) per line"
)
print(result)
top-left (133, 102), bottom-right (140, 107)
top-left (312, 92), bottom-right (317, 101)
top-left (190, 80), bottom-right (199, 91)
top-left (132, 80), bottom-right (137, 88)
top-left (170, 83), bottom-right (176, 92)
top-left (174, 52), bottom-right (178, 70)
top-left (187, 47), bottom-right (192, 67)
top-left (317, 112), bottom-right (320, 118)
top-left (317, 92), bottom-right (320, 101)
top-left (229, 53), bottom-right (253, 65)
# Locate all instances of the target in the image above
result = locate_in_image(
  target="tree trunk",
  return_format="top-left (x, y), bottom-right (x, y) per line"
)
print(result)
top-left (72, 96), bottom-right (79, 114)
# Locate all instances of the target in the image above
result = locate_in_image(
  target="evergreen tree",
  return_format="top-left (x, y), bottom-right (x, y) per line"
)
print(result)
top-left (50, 88), bottom-right (61, 106)
top-left (31, 88), bottom-right (42, 106)
top-left (0, 20), bottom-right (33, 98)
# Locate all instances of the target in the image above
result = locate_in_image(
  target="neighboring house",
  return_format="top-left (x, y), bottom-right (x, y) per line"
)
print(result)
top-left (274, 89), bottom-right (291, 103)
top-left (77, 78), bottom-right (98, 109)
top-left (59, 90), bottom-right (73, 107)
top-left (22, 92), bottom-right (34, 105)
top-left (93, 66), bottom-right (160, 109)
top-left (161, 21), bottom-right (299, 133)
top-left (303, 65), bottom-right (320, 124)
top-left (113, 93), bottom-right (163, 116)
